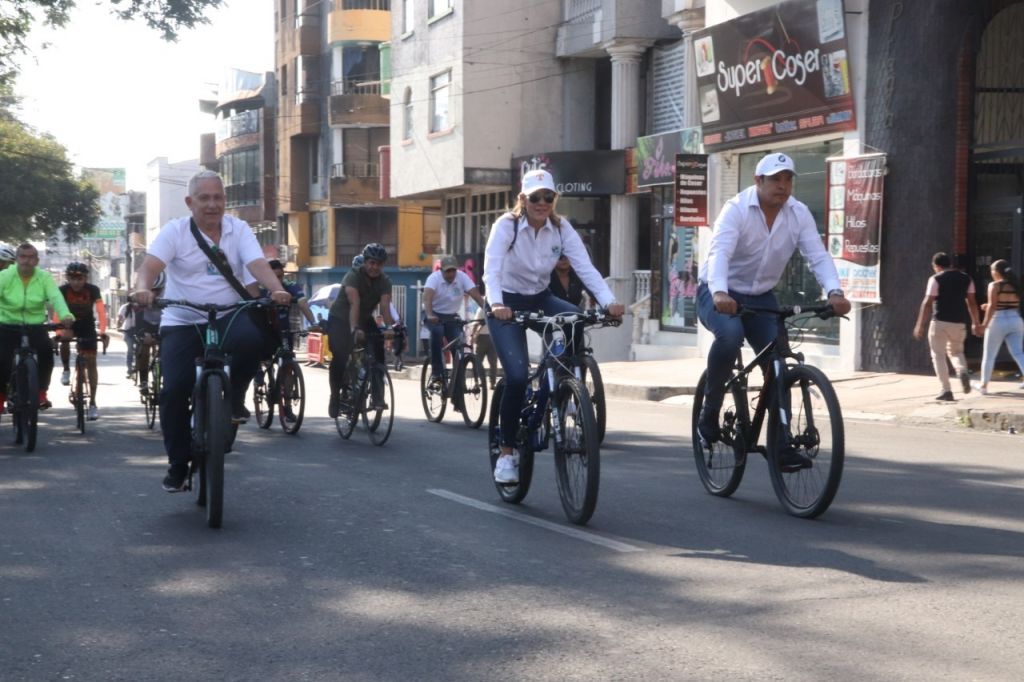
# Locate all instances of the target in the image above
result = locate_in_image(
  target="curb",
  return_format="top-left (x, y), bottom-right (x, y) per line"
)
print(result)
top-left (956, 407), bottom-right (1024, 433)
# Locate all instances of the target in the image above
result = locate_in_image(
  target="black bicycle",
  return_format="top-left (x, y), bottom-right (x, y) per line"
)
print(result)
top-left (253, 327), bottom-right (307, 435)
top-left (66, 336), bottom-right (91, 434)
top-left (487, 309), bottom-right (616, 525)
top-left (154, 298), bottom-right (266, 528)
top-left (2, 322), bottom-right (62, 452)
top-left (335, 334), bottom-right (395, 446)
top-left (419, 317), bottom-right (487, 428)
top-left (133, 331), bottom-right (161, 429)
top-left (691, 302), bottom-right (845, 519)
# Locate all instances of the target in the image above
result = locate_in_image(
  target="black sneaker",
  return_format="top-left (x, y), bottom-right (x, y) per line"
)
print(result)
top-left (697, 406), bottom-right (721, 445)
top-left (162, 465), bottom-right (189, 493)
top-left (231, 403), bottom-right (250, 424)
top-left (936, 390), bottom-right (955, 402)
top-left (776, 446), bottom-right (813, 472)
top-left (959, 371), bottom-right (971, 395)
top-left (328, 392), bottom-right (340, 419)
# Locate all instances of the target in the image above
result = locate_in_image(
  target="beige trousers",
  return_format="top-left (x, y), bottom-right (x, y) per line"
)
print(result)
top-left (928, 319), bottom-right (968, 392)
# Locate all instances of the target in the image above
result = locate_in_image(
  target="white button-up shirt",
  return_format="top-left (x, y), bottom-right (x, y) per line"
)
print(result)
top-left (483, 214), bottom-right (615, 307)
top-left (424, 269), bottom-right (477, 315)
top-left (699, 185), bottom-right (841, 296)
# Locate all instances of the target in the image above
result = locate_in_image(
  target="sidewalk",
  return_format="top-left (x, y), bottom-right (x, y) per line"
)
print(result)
top-left (594, 357), bottom-right (1024, 433)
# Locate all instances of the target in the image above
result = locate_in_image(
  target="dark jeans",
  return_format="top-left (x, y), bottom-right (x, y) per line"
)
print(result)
top-left (326, 313), bottom-right (385, 396)
top-left (696, 282), bottom-right (779, 412)
top-left (487, 290), bottom-right (580, 448)
top-left (0, 326), bottom-right (55, 394)
top-left (475, 334), bottom-right (498, 386)
top-left (426, 313), bottom-right (463, 377)
top-left (159, 312), bottom-right (262, 469)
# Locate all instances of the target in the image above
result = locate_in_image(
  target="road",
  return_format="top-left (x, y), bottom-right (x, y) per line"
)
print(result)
top-left (1, 343), bottom-right (1022, 680)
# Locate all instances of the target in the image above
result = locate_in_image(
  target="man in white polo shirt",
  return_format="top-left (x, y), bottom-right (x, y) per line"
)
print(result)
top-left (423, 255), bottom-right (487, 386)
top-left (133, 170), bottom-right (291, 492)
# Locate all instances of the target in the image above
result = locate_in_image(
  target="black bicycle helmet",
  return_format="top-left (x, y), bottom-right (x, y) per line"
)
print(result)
top-left (152, 271), bottom-right (167, 289)
top-left (361, 243), bottom-right (387, 263)
top-left (65, 261), bottom-right (89, 276)
top-left (352, 254), bottom-right (365, 268)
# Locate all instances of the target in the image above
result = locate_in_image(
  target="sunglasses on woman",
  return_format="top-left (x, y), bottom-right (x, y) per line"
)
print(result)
top-left (528, 191), bottom-right (556, 204)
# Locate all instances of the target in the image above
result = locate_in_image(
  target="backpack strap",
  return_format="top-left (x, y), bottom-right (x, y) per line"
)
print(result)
top-left (189, 218), bottom-right (253, 300)
top-left (505, 212), bottom-right (562, 252)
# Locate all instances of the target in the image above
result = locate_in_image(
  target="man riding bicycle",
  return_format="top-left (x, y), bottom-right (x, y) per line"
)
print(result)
top-left (423, 255), bottom-right (486, 388)
top-left (0, 244), bottom-right (74, 411)
top-left (696, 153), bottom-right (851, 469)
top-left (58, 261), bottom-right (106, 420)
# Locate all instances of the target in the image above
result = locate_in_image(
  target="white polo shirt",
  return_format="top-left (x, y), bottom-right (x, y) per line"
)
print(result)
top-left (424, 269), bottom-right (476, 315)
top-left (148, 215), bottom-right (264, 326)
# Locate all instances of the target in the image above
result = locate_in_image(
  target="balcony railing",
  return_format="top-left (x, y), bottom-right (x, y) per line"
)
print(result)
top-left (331, 161), bottom-right (379, 178)
top-left (330, 80), bottom-right (383, 96)
top-left (330, 0), bottom-right (391, 9)
top-left (632, 270), bottom-right (652, 303)
top-left (215, 110), bottom-right (259, 142)
top-left (565, 0), bottom-right (601, 22)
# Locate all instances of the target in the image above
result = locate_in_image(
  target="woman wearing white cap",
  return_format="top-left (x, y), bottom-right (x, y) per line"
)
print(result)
top-left (483, 169), bottom-right (624, 484)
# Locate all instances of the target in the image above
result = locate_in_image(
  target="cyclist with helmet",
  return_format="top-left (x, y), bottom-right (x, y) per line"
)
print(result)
top-left (0, 244), bottom-right (17, 271)
top-left (130, 271), bottom-right (165, 388)
top-left (264, 259), bottom-right (317, 349)
top-left (326, 243), bottom-right (396, 418)
top-left (58, 261), bottom-right (106, 420)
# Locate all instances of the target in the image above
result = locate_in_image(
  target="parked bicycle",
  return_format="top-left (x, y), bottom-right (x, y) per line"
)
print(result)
top-left (65, 336), bottom-right (92, 434)
top-left (154, 298), bottom-right (266, 528)
top-left (487, 309), bottom-right (617, 525)
top-left (252, 327), bottom-right (307, 435)
top-left (335, 335), bottom-right (394, 446)
top-left (419, 317), bottom-right (488, 428)
top-left (1, 322), bottom-right (62, 452)
top-left (691, 302), bottom-right (846, 519)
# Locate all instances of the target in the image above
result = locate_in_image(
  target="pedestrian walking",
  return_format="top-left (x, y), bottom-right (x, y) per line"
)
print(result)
top-left (973, 259), bottom-right (1024, 395)
top-left (912, 252), bottom-right (982, 401)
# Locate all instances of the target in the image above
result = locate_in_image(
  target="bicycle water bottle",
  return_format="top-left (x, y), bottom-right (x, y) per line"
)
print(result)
top-left (550, 328), bottom-right (566, 356)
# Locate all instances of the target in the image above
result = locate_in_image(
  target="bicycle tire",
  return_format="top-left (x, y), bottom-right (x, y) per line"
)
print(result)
top-left (335, 383), bottom-right (359, 440)
top-left (552, 377), bottom-right (600, 525)
top-left (457, 354), bottom-right (487, 429)
top-left (691, 370), bottom-right (748, 498)
top-left (419, 362), bottom-right (447, 422)
top-left (74, 358), bottom-right (86, 434)
top-left (145, 359), bottom-right (160, 429)
top-left (364, 364), bottom-right (394, 446)
top-left (252, 361), bottom-right (275, 429)
top-left (16, 356), bottom-right (39, 452)
top-left (204, 374), bottom-right (229, 528)
top-left (580, 354), bottom-right (607, 444)
top-left (766, 364), bottom-right (844, 519)
top-left (487, 380), bottom-right (535, 504)
top-left (277, 361), bottom-right (305, 434)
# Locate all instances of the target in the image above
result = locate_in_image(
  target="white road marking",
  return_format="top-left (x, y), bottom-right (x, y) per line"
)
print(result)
top-left (427, 488), bottom-right (644, 553)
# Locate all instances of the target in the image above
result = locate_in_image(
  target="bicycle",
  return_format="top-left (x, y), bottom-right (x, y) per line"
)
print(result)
top-left (1, 322), bottom-right (62, 452)
top-left (133, 331), bottom-right (161, 429)
top-left (252, 326), bottom-right (307, 435)
top-left (576, 339), bottom-right (607, 445)
top-left (691, 302), bottom-right (845, 519)
top-left (66, 336), bottom-right (92, 434)
top-left (335, 333), bottom-right (394, 446)
top-left (154, 297), bottom-right (266, 528)
top-left (419, 317), bottom-right (488, 428)
top-left (487, 309), bottom-right (617, 525)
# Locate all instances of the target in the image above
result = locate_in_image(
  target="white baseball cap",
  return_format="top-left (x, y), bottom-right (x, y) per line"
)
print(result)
top-left (755, 153), bottom-right (797, 177)
top-left (521, 169), bottom-right (557, 196)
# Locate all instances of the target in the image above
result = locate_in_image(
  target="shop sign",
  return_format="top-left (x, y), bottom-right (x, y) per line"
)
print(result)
top-left (512, 151), bottom-right (625, 196)
top-left (635, 128), bottom-right (702, 188)
top-left (692, 0), bottom-right (856, 152)
top-left (826, 153), bottom-right (885, 302)
top-left (674, 154), bottom-right (709, 228)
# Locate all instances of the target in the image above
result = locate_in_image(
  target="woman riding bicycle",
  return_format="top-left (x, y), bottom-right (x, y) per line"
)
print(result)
top-left (0, 243), bottom-right (74, 411)
top-left (483, 169), bottom-right (623, 484)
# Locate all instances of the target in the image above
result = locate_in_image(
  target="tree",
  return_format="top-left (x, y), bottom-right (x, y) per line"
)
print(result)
top-left (1, 0), bottom-right (224, 86)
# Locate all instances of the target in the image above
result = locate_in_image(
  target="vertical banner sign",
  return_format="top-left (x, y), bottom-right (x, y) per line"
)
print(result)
top-left (826, 154), bottom-right (886, 302)
top-left (674, 154), bottom-right (709, 227)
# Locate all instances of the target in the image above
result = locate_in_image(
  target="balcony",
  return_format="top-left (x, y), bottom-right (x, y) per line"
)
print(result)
top-left (555, 0), bottom-right (676, 57)
top-left (328, 0), bottom-right (390, 44)
top-left (329, 81), bottom-right (389, 126)
top-left (330, 161), bottom-right (381, 205)
top-left (279, 12), bottom-right (321, 58)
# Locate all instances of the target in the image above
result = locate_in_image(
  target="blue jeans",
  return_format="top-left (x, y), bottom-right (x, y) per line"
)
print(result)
top-left (487, 290), bottom-right (580, 448)
top-left (426, 313), bottom-right (463, 378)
top-left (696, 282), bottom-right (780, 412)
top-left (980, 309), bottom-right (1024, 385)
top-left (159, 312), bottom-right (263, 470)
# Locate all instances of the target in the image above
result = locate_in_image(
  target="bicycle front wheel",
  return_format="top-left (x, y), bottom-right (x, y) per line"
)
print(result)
top-left (252, 361), bottom-right (275, 429)
top-left (16, 357), bottom-right (39, 452)
top-left (74, 361), bottom-right (86, 434)
top-left (457, 354), bottom-right (487, 429)
top-left (204, 374), bottom-right (230, 529)
top-left (766, 364), bottom-right (844, 519)
top-left (363, 364), bottom-right (394, 446)
top-left (580, 355), bottom-right (606, 444)
top-left (488, 380), bottom-right (535, 504)
top-left (277, 361), bottom-right (305, 434)
top-left (420, 362), bottom-right (446, 422)
top-left (691, 370), bottom-right (748, 497)
top-left (552, 377), bottom-right (600, 525)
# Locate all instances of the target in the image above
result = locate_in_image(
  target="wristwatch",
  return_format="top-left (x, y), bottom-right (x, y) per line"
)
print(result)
top-left (827, 288), bottom-right (845, 298)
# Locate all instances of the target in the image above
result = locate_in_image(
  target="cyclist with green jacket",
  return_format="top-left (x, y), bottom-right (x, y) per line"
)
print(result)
top-left (0, 243), bottom-right (74, 410)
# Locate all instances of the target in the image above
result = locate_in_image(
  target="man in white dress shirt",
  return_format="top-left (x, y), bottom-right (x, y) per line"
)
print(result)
top-left (422, 254), bottom-right (487, 385)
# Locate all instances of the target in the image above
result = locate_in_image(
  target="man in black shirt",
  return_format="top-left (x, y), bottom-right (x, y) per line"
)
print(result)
top-left (913, 252), bottom-right (982, 401)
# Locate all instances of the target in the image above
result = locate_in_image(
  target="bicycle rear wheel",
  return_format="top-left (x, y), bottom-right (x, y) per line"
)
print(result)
top-left (552, 377), bottom-right (600, 525)
top-left (16, 357), bottom-right (39, 452)
top-left (457, 354), bottom-right (487, 429)
top-left (420, 362), bottom-right (447, 422)
top-left (691, 370), bottom-right (747, 497)
top-left (580, 354), bottom-right (606, 444)
top-left (277, 361), bottom-right (305, 434)
top-left (74, 359), bottom-right (86, 434)
top-left (252, 361), bottom-right (275, 429)
top-left (364, 364), bottom-right (394, 446)
top-left (488, 380), bottom-right (535, 504)
top-left (203, 374), bottom-right (229, 528)
top-left (767, 364), bottom-right (844, 519)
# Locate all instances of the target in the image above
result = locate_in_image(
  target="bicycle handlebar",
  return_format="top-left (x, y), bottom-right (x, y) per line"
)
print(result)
top-left (737, 302), bottom-right (841, 321)
top-left (498, 308), bottom-right (622, 328)
top-left (154, 297), bottom-right (273, 312)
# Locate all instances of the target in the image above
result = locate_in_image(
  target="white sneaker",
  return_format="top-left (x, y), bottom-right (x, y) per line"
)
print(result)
top-left (87, 405), bottom-right (99, 420)
top-left (971, 382), bottom-right (988, 396)
top-left (60, 369), bottom-right (70, 386)
top-left (493, 453), bottom-right (519, 484)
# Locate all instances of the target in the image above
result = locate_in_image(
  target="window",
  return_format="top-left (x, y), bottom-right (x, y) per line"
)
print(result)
top-left (429, 0), bottom-right (453, 19)
top-left (430, 70), bottom-right (451, 133)
top-left (311, 211), bottom-right (328, 257)
top-left (445, 190), bottom-right (512, 256)
top-left (332, 44), bottom-right (381, 95)
top-left (280, 65), bottom-right (288, 99)
top-left (221, 147), bottom-right (260, 208)
top-left (403, 87), bottom-right (413, 140)
top-left (311, 138), bottom-right (319, 185)
top-left (402, 0), bottom-right (413, 33)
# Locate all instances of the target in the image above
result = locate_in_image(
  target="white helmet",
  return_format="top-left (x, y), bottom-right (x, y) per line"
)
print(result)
top-left (0, 244), bottom-right (16, 262)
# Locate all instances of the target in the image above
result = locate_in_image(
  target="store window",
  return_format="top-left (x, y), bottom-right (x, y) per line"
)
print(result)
top-left (738, 139), bottom-right (843, 342)
top-left (445, 191), bottom-right (512, 257)
top-left (657, 186), bottom-right (698, 331)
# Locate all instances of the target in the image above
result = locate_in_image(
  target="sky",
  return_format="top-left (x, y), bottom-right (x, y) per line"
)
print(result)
top-left (13, 0), bottom-right (274, 192)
